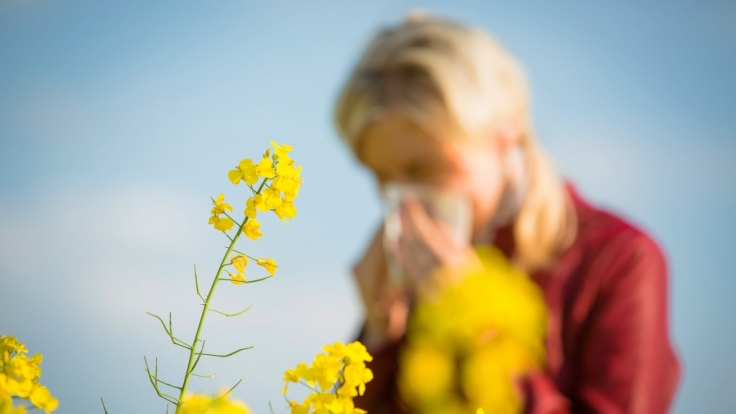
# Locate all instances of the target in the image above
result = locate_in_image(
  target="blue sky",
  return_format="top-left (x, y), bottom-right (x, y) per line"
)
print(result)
top-left (0, 1), bottom-right (734, 413)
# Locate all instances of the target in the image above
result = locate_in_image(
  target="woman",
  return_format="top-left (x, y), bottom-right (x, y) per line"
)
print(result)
top-left (333, 13), bottom-right (680, 414)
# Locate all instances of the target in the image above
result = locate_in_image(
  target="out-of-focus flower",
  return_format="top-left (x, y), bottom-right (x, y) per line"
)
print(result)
top-left (0, 335), bottom-right (58, 413)
top-left (397, 246), bottom-right (547, 414)
top-left (179, 392), bottom-right (251, 414)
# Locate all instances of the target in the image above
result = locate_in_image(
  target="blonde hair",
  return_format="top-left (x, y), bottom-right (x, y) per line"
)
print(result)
top-left (334, 13), bottom-right (576, 271)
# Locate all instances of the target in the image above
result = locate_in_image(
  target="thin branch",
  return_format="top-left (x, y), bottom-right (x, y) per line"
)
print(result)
top-left (190, 372), bottom-right (217, 379)
top-left (194, 264), bottom-right (206, 303)
top-left (144, 356), bottom-right (179, 405)
top-left (269, 401), bottom-right (275, 414)
top-left (217, 275), bottom-right (272, 284)
top-left (215, 379), bottom-right (243, 401)
top-left (147, 312), bottom-right (192, 350)
top-left (101, 397), bottom-right (109, 414)
top-left (198, 346), bottom-right (253, 358)
top-left (208, 304), bottom-right (252, 318)
top-left (188, 341), bottom-right (206, 376)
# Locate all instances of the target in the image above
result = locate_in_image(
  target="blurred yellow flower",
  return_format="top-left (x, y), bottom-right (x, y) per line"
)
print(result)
top-left (397, 246), bottom-right (547, 414)
top-left (0, 335), bottom-right (58, 413)
top-left (256, 258), bottom-right (277, 276)
top-left (179, 392), bottom-right (250, 414)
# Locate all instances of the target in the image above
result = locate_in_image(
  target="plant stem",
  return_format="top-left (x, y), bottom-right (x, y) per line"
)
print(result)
top-left (175, 178), bottom-right (269, 412)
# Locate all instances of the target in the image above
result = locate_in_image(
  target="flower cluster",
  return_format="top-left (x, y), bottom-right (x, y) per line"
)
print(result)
top-left (282, 341), bottom-right (373, 414)
top-left (0, 336), bottom-right (58, 414)
top-left (397, 246), bottom-right (547, 414)
top-left (178, 391), bottom-right (251, 414)
top-left (210, 141), bottom-right (302, 285)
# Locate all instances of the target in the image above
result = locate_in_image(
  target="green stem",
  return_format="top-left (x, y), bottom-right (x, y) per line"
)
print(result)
top-left (175, 178), bottom-right (269, 412)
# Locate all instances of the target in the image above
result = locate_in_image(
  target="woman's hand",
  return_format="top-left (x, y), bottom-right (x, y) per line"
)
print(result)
top-left (352, 227), bottom-right (410, 353)
top-left (397, 197), bottom-right (482, 298)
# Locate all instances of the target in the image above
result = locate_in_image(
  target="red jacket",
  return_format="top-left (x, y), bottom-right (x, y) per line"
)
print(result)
top-left (354, 185), bottom-right (681, 414)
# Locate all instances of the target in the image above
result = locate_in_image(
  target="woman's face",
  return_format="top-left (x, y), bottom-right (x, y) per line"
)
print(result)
top-left (358, 114), bottom-right (508, 238)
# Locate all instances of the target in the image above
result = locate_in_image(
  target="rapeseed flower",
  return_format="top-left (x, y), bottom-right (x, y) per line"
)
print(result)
top-left (0, 335), bottom-right (58, 413)
top-left (396, 246), bottom-right (547, 414)
top-left (256, 258), bottom-right (277, 276)
top-left (179, 392), bottom-right (250, 414)
top-left (228, 159), bottom-right (259, 186)
top-left (231, 255), bottom-right (248, 273)
top-left (244, 219), bottom-right (262, 241)
top-left (282, 341), bottom-right (372, 414)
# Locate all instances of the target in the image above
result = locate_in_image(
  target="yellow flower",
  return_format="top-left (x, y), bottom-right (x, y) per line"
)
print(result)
top-left (244, 219), bottom-right (262, 241)
top-left (230, 255), bottom-right (248, 273)
top-left (29, 386), bottom-right (58, 413)
top-left (256, 258), bottom-right (277, 276)
top-left (0, 336), bottom-right (57, 413)
top-left (229, 272), bottom-right (246, 285)
top-left (288, 401), bottom-right (309, 414)
top-left (211, 194), bottom-right (233, 215)
top-left (228, 159), bottom-right (259, 186)
top-left (274, 200), bottom-right (297, 223)
top-left (244, 197), bottom-right (257, 219)
top-left (261, 188), bottom-right (283, 209)
top-left (179, 392), bottom-right (250, 414)
top-left (477, 409), bottom-right (486, 414)
top-left (271, 141), bottom-right (293, 160)
top-left (211, 216), bottom-right (235, 232)
top-left (255, 157), bottom-right (276, 178)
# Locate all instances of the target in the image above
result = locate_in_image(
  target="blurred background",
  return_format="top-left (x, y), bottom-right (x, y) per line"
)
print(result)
top-left (1, 1), bottom-right (734, 413)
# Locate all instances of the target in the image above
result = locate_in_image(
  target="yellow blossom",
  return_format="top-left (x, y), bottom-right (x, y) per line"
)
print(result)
top-left (211, 216), bottom-right (235, 232)
top-left (229, 272), bottom-right (246, 285)
top-left (0, 336), bottom-right (57, 414)
top-left (230, 255), bottom-right (248, 273)
top-left (211, 194), bottom-right (233, 215)
top-left (274, 200), bottom-right (297, 223)
top-left (271, 141), bottom-right (293, 160)
top-left (255, 157), bottom-right (276, 178)
top-left (256, 258), bottom-right (277, 276)
top-left (261, 188), bottom-right (283, 209)
top-left (244, 197), bottom-right (257, 219)
top-left (29, 386), bottom-right (58, 413)
top-left (179, 392), bottom-right (250, 414)
top-left (244, 218), bottom-right (262, 241)
top-left (228, 159), bottom-right (259, 186)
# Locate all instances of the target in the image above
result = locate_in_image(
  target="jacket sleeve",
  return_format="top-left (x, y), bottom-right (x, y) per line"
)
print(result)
top-left (525, 231), bottom-right (681, 414)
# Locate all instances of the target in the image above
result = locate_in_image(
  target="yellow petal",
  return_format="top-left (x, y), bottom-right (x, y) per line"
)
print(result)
top-left (256, 258), bottom-right (277, 276)
top-left (244, 218), bottom-right (262, 240)
top-left (214, 217), bottom-right (235, 232)
top-left (228, 169), bottom-right (242, 184)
